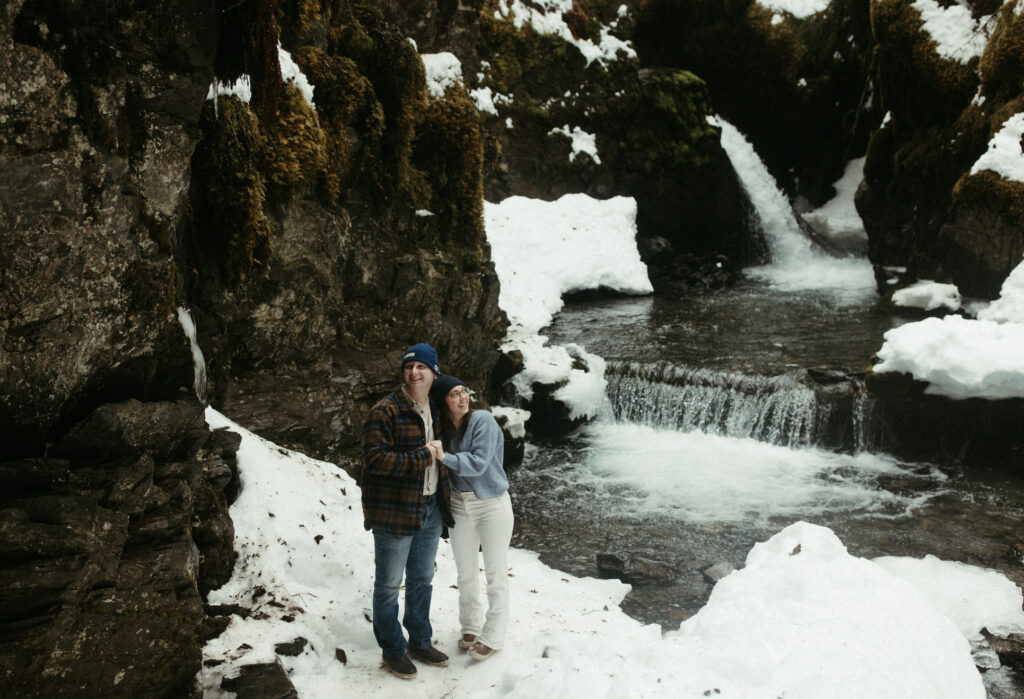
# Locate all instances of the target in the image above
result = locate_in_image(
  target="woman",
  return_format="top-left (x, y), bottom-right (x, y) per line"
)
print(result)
top-left (428, 374), bottom-right (513, 662)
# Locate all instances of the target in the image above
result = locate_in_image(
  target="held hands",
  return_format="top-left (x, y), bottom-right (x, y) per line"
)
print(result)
top-left (426, 440), bottom-right (446, 462)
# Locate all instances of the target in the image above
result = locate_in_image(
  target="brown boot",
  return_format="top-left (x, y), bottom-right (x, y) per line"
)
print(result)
top-left (467, 641), bottom-right (496, 661)
top-left (408, 644), bottom-right (450, 667)
top-left (381, 653), bottom-right (417, 679)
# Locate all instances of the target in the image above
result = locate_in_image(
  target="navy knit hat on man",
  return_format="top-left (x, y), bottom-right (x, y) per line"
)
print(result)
top-left (430, 374), bottom-right (466, 403)
top-left (402, 343), bottom-right (440, 377)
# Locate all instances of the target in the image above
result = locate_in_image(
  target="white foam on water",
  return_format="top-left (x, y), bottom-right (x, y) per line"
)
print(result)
top-left (568, 422), bottom-right (941, 522)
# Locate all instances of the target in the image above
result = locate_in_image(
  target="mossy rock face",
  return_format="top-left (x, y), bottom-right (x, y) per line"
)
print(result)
top-left (610, 68), bottom-right (756, 260)
top-left (633, 0), bottom-right (877, 205)
top-left (940, 166), bottom-right (1024, 298)
top-left (473, 1), bottom-right (759, 261)
top-left (192, 96), bottom-right (273, 286)
top-left (413, 83), bottom-right (486, 264)
top-left (858, 2), bottom-right (1024, 295)
top-left (264, 83), bottom-right (329, 196)
top-left (292, 46), bottom-right (384, 201)
top-left (181, 1), bottom-right (508, 461)
top-left (979, 5), bottom-right (1024, 105)
top-left (869, 0), bottom-right (980, 127)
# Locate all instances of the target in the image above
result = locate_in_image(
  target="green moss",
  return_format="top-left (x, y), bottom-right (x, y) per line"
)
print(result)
top-left (953, 169), bottom-right (1024, 224)
top-left (320, 5), bottom-right (426, 203)
top-left (264, 83), bottom-right (328, 196)
top-left (621, 69), bottom-right (720, 176)
top-left (413, 85), bottom-right (486, 264)
top-left (293, 46), bottom-right (385, 202)
top-left (192, 97), bottom-right (272, 285)
top-left (870, 0), bottom-right (978, 126)
top-left (979, 5), bottom-right (1024, 104)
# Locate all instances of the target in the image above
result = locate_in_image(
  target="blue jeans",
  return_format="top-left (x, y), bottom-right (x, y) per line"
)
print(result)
top-left (371, 494), bottom-right (443, 657)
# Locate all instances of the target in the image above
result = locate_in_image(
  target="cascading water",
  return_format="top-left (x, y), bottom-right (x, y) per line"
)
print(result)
top-left (607, 362), bottom-right (824, 448)
top-left (176, 306), bottom-right (208, 404)
top-left (711, 116), bottom-right (876, 298)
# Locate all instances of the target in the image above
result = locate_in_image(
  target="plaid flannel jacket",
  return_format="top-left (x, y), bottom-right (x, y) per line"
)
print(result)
top-left (361, 386), bottom-right (454, 536)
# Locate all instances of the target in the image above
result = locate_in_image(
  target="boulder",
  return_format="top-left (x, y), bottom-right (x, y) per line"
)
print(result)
top-left (597, 552), bottom-right (676, 585)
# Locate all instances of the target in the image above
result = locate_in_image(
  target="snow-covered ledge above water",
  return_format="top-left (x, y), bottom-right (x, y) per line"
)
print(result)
top-left (484, 193), bottom-right (651, 418)
top-left (874, 258), bottom-right (1024, 399)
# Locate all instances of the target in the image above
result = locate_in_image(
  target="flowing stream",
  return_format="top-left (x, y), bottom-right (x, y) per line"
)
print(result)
top-left (504, 120), bottom-right (1024, 696)
top-left (509, 286), bottom-right (1024, 698)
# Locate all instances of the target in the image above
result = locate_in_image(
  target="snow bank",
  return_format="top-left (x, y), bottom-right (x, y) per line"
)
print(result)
top-left (912, 0), bottom-right (991, 64)
top-left (874, 257), bottom-right (1024, 399)
top-left (485, 194), bottom-right (651, 336)
top-left (484, 194), bottom-right (650, 410)
top-left (421, 52), bottom-right (463, 99)
top-left (494, 0), bottom-right (636, 66)
top-left (892, 280), bottom-right (962, 312)
top-left (757, 0), bottom-right (830, 19)
top-left (970, 112), bottom-right (1024, 183)
top-left (875, 554), bottom-right (1024, 642)
top-left (656, 522), bottom-right (985, 698)
top-left (873, 315), bottom-right (1024, 399)
top-left (201, 411), bottom-right (1014, 698)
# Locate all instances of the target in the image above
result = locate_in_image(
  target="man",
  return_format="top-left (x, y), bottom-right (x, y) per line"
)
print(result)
top-left (361, 342), bottom-right (455, 679)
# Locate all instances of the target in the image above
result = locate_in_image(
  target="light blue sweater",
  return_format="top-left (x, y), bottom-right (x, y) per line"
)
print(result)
top-left (443, 410), bottom-right (509, 499)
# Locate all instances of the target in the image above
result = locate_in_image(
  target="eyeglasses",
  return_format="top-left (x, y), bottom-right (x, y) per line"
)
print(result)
top-left (448, 388), bottom-right (471, 399)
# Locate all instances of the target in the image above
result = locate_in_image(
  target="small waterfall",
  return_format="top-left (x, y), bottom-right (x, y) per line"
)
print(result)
top-left (607, 362), bottom-right (829, 448)
top-left (176, 306), bottom-right (209, 404)
top-left (852, 389), bottom-right (874, 453)
top-left (711, 116), bottom-right (876, 296)
top-left (712, 116), bottom-right (815, 266)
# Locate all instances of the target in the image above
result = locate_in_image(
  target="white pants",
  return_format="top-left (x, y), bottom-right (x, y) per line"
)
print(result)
top-left (449, 491), bottom-right (514, 649)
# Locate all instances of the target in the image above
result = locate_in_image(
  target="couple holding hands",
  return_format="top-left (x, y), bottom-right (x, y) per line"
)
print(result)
top-left (361, 343), bottom-right (514, 680)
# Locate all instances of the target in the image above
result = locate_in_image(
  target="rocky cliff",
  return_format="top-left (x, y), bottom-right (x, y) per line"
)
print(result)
top-left (1, 0), bottom-right (507, 694)
top-left (4, 0), bottom-right (1022, 695)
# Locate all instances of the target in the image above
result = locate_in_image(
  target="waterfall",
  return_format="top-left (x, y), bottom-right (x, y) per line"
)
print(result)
top-left (176, 306), bottom-right (209, 404)
top-left (607, 362), bottom-right (829, 448)
top-left (711, 116), bottom-right (876, 297)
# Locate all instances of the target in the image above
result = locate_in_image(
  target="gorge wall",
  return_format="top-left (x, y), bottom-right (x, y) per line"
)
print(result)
top-left (3, 0), bottom-right (1024, 695)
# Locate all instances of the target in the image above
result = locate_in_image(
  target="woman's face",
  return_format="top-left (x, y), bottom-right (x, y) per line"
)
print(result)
top-left (446, 386), bottom-right (471, 422)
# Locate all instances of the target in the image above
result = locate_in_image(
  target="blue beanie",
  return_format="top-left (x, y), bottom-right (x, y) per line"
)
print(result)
top-left (430, 374), bottom-right (466, 403)
top-left (402, 343), bottom-right (440, 376)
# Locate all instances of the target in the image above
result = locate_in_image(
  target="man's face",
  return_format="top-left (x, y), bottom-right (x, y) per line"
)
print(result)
top-left (403, 361), bottom-right (434, 392)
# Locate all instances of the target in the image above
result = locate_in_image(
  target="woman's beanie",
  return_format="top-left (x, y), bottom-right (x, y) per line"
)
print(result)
top-left (401, 342), bottom-right (440, 376)
top-left (430, 374), bottom-right (466, 403)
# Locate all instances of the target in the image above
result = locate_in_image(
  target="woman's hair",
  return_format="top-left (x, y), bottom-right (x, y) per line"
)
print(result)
top-left (439, 390), bottom-right (474, 449)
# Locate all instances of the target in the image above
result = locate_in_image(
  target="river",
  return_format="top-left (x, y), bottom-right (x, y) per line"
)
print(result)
top-left (507, 282), bottom-right (1024, 696)
top-left (502, 119), bottom-right (1024, 696)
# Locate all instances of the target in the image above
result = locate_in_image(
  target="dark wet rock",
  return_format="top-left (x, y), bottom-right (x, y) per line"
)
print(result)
top-left (983, 630), bottom-right (1024, 670)
top-left (0, 458), bottom-right (71, 499)
top-left (597, 552), bottom-right (676, 585)
top-left (274, 636), bottom-right (308, 657)
top-left (494, 412), bottom-right (526, 469)
top-left (522, 379), bottom-right (584, 440)
top-left (807, 367), bottom-right (855, 385)
top-left (55, 400), bottom-right (209, 464)
top-left (701, 561), bottom-right (736, 583)
top-left (864, 370), bottom-right (1024, 468)
top-left (648, 252), bottom-right (745, 294)
top-left (0, 397), bottom-right (239, 697)
top-left (335, 648), bottom-right (348, 664)
top-left (198, 615), bottom-right (232, 643)
top-left (221, 660), bottom-right (299, 699)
